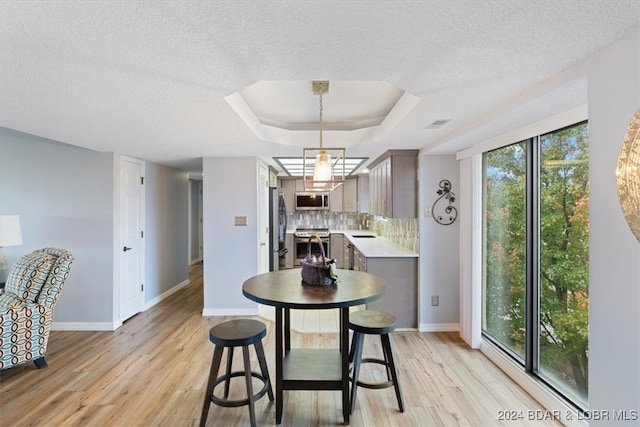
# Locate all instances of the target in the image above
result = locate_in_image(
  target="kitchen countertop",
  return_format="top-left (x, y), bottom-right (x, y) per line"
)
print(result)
top-left (285, 229), bottom-right (418, 258)
top-left (335, 230), bottom-right (419, 258)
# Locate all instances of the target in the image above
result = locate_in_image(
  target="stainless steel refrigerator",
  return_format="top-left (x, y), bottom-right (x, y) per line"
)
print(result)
top-left (269, 187), bottom-right (287, 271)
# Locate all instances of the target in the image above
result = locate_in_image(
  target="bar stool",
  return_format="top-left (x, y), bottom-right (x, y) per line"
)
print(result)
top-left (200, 319), bottom-right (274, 427)
top-left (348, 310), bottom-right (404, 414)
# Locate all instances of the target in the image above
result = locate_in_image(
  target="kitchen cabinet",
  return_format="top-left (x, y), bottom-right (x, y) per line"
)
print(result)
top-left (343, 233), bottom-right (418, 328)
top-left (357, 175), bottom-right (369, 213)
top-left (342, 177), bottom-right (358, 213)
top-left (364, 257), bottom-right (418, 329)
top-left (353, 247), bottom-right (366, 272)
top-left (281, 176), bottom-right (359, 213)
top-left (368, 150), bottom-right (418, 218)
top-left (330, 233), bottom-right (344, 268)
top-left (280, 179), bottom-right (296, 213)
top-left (294, 179), bottom-right (306, 192)
top-left (329, 183), bottom-right (344, 213)
top-left (329, 177), bottom-right (358, 213)
top-left (284, 234), bottom-right (294, 269)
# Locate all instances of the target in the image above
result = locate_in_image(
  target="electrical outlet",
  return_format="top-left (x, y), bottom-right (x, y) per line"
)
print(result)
top-left (431, 295), bottom-right (439, 306)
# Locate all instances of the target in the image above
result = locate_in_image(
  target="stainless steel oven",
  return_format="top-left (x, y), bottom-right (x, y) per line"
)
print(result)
top-left (293, 228), bottom-right (330, 266)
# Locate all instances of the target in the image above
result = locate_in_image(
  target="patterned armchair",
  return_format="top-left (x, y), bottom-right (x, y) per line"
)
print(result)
top-left (0, 247), bottom-right (74, 370)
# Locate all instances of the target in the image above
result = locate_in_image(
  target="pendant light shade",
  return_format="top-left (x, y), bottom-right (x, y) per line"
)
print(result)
top-left (313, 152), bottom-right (332, 182)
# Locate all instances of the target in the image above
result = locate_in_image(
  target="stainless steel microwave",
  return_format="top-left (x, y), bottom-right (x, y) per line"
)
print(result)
top-left (295, 192), bottom-right (329, 211)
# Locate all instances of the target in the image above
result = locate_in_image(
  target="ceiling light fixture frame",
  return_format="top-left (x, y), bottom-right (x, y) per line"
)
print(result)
top-left (303, 81), bottom-right (346, 192)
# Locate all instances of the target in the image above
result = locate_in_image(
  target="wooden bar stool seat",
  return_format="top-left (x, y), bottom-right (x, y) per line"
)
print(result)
top-left (200, 319), bottom-right (274, 427)
top-left (348, 310), bottom-right (404, 414)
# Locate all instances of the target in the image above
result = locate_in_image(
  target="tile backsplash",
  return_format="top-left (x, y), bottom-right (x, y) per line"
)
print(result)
top-left (287, 212), bottom-right (419, 252)
top-left (371, 216), bottom-right (419, 252)
top-left (287, 212), bottom-right (369, 231)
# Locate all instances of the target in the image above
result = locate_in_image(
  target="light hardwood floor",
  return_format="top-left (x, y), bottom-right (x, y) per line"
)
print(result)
top-left (0, 263), bottom-right (561, 426)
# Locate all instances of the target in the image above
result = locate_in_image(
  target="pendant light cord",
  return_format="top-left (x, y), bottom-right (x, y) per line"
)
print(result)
top-left (319, 94), bottom-right (324, 151)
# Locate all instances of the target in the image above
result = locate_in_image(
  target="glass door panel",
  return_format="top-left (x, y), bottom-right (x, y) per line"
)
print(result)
top-left (538, 122), bottom-right (589, 405)
top-left (482, 142), bottom-right (527, 360)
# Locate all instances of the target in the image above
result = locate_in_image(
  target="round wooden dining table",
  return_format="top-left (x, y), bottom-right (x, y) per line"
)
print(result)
top-left (242, 268), bottom-right (386, 425)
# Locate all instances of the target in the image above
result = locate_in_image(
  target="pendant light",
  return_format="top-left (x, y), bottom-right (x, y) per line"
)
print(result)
top-left (303, 81), bottom-right (345, 191)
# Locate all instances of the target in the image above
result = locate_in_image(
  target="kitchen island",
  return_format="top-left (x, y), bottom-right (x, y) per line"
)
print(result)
top-left (283, 228), bottom-right (418, 329)
top-left (335, 230), bottom-right (418, 329)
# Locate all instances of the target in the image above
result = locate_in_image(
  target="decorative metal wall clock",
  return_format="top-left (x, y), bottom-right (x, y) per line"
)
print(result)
top-left (616, 108), bottom-right (640, 242)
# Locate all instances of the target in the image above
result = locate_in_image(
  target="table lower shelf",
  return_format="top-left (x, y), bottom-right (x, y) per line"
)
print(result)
top-left (282, 348), bottom-right (345, 390)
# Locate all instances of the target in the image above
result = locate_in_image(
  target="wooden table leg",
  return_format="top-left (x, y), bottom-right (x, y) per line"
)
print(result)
top-left (341, 307), bottom-right (350, 425)
top-left (276, 307), bottom-right (283, 424)
top-left (284, 307), bottom-right (291, 354)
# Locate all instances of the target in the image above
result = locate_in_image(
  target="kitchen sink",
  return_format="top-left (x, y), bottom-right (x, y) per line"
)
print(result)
top-left (351, 235), bottom-right (376, 238)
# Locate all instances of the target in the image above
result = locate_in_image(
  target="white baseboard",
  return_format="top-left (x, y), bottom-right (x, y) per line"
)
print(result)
top-left (52, 322), bottom-right (119, 331)
top-left (202, 308), bottom-right (259, 317)
top-left (51, 278), bottom-right (191, 331)
top-left (419, 322), bottom-right (459, 332)
top-left (143, 278), bottom-right (190, 311)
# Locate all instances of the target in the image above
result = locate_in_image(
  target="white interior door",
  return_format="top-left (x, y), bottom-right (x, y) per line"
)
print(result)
top-left (258, 162), bottom-right (269, 273)
top-left (198, 181), bottom-right (203, 260)
top-left (120, 156), bottom-right (145, 322)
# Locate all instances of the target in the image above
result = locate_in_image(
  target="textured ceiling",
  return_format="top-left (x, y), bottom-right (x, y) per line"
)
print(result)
top-left (1, 1), bottom-right (638, 174)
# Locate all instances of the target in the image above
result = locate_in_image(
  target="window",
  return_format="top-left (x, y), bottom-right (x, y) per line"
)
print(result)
top-left (482, 121), bottom-right (589, 407)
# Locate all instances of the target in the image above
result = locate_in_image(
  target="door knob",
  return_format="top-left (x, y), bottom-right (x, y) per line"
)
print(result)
top-left (123, 246), bottom-right (132, 252)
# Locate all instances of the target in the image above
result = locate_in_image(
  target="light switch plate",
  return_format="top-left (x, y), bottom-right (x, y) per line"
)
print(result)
top-left (234, 216), bottom-right (247, 226)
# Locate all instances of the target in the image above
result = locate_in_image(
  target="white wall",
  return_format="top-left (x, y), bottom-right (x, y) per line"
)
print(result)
top-left (0, 128), bottom-right (115, 324)
top-left (587, 31), bottom-right (640, 423)
top-left (202, 157), bottom-right (260, 315)
top-left (418, 154), bottom-right (460, 331)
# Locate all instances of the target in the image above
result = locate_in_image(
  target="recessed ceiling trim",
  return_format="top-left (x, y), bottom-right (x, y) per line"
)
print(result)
top-left (227, 80), bottom-right (419, 147)
top-left (258, 116), bottom-right (387, 131)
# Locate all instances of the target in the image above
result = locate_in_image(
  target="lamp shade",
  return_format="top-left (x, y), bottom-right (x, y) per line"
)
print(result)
top-left (0, 215), bottom-right (23, 247)
top-left (313, 152), bottom-right (332, 181)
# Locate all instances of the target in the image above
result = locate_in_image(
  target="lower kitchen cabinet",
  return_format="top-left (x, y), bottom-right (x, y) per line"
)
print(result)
top-left (330, 233), bottom-right (344, 268)
top-left (284, 234), bottom-right (294, 269)
top-left (363, 257), bottom-right (417, 329)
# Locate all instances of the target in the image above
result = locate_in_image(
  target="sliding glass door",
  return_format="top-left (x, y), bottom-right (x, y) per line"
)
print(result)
top-left (482, 121), bottom-right (589, 407)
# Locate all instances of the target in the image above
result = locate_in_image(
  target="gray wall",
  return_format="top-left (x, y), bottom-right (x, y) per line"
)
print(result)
top-left (587, 31), bottom-right (640, 423)
top-left (418, 155), bottom-right (460, 329)
top-left (144, 162), bottom-right (190, 300)
top-left (189, 180), bottom-right (202, 263)
top-left (0, 128), bottom-right (114, 324)
top-left (0, 127), bottom-right (190, 329)
top-left (202, 157), bottom-right (259, 315)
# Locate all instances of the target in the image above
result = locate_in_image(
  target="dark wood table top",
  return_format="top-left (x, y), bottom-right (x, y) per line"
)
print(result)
top-left (242, 268), bottom-right (386, 309)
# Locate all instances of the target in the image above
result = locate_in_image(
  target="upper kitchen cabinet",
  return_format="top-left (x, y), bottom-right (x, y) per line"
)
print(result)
top-left (357, 174), bottom-right (369, 213)
top-left (280, 178), bottom-right (296, 213)
top-left (368, 150), bottom-right (418, 218)
top-left (281, 176), bottom-right (361, 213)
top-left (342, 177), bottom-right (358, 213)
top-left (329, 182), bottom-right (344, 213)
top-left (329, 176), bottom-right (358, 213)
